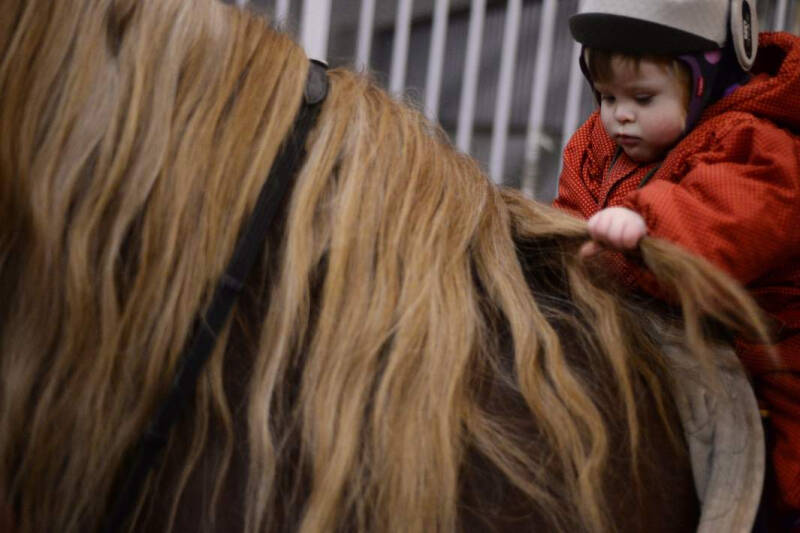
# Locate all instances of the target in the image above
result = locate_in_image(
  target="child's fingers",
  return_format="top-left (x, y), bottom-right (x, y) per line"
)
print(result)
top-left (586, 209), bottom-right (646, 250)
top-left (594, 212), bottom-right (626, 249)
top-left (607, 216), bottom-right (628, 248)
top-left (579, 240), bottom-right (603, 258)
top-left (582, 211), bottom-right (644, 258)
top-left (587, 211), bottom-right (611, 243)
top-left (620, 221), bottom-right (646, 248)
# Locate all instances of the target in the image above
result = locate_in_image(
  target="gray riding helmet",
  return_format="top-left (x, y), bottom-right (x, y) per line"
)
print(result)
top-left (570, 0), bottom-right (758, 70)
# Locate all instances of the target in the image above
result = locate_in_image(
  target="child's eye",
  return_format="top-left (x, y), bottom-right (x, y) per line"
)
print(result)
top-left (600, 95), bottom-right (615, 103)
top-left (635, 95), bottom-right (653, 104)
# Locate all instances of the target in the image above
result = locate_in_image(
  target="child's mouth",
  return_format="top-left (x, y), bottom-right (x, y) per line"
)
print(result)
top-left (616, 135), bottom-right (640, 147)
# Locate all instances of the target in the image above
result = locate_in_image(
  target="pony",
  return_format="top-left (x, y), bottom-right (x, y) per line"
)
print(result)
top-left (0, 0), bottom-right (770, 531)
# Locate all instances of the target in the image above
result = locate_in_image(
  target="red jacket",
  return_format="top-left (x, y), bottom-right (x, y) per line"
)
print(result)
top-left (554, 32), bottom-right (800, 510)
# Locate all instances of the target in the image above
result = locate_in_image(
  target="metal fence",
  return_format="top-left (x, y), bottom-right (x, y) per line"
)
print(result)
top-left (235, 0), bottom-right (800, 201)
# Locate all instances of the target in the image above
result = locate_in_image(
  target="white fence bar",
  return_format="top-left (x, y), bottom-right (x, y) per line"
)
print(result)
top-left (235, 0), bottom-right (249, 6)
top-left (300, 0), bottom-right (332, 62)
top-left (389, 0), bottom-right (414, 95)
top-left (275, 0), bottom-right (290, 25)
top-left (560, 41), bottom-right (585, 170)
top-left (424, 0), bottom-right (450, 119)
top-left (521, 0), bottom-right (558, 197)
top-left (356, 0), bottom-right (377, 69)
top-left (774, 0), bottom-right (788, 31)
top-left (456, 0), bottom-right (486, 153)
top-left (488, 0), bottom-right (522, 183)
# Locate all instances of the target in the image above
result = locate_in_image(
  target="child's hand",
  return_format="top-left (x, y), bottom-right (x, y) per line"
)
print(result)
top-left (581, 207), bottom-right (647, 257)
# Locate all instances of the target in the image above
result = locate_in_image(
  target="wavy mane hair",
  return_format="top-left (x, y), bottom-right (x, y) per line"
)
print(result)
top-left (0, 1), bottom-right (768, 532)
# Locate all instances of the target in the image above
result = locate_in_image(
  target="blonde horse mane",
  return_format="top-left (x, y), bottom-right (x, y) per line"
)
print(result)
top-left (0, 1), bottom-right (769, 532)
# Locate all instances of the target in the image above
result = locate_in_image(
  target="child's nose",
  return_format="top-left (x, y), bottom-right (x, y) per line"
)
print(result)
top-left (614, 103), bottom-right (635, 123)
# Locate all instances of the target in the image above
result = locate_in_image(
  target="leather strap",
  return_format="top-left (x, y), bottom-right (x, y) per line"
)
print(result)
top-left (99, 59), bottom-right (328, 533)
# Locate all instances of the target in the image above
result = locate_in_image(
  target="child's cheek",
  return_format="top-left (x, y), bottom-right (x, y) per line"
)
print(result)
top-left (599, 107), bottom-right (615, 136)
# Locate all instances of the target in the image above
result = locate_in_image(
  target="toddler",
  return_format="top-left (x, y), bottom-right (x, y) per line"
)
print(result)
top-left (554, 0), bottom-right (800, 526)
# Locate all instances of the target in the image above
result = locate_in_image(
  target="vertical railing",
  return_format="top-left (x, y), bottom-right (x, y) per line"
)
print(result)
top-left (275, 0), bottom-right (290, 25)
top-left (300, 0), bottom-right (331, 61)
top-left (424, 0), bottom-right (450, 119)
top-left (774, 0), bottom-right (788, 31)
top-left (521, 0), bottom-right (557, 197)
top-left (389, 0), bottom-right (415, 95)
top-left (488, 0), bottom-right (522, 182)
top-left (356, 0), bottom-right (377, 69)
top-left (455, 0), bottom-right (486, 153)
top-left (560, 0), bottom-right (588, 176)
top-left (561, 42), bottom-right (585, 161)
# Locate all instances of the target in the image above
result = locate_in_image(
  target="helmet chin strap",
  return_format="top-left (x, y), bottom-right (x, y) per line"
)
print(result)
top-left (730, 0), bottom-right (759, 71)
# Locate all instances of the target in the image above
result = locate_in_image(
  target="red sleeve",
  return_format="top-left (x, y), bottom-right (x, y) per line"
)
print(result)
top-left (552, 112), bottom-right (608, 218)
top-left (623, 118), bottom-right (800, 285)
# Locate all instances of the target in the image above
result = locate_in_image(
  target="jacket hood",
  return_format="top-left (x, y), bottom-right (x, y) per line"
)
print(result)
top-left (708, 32), bottom-right (800, 132)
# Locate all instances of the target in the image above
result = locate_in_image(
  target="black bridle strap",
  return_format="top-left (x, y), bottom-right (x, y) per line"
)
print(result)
top-left (100, 60), bottom-right (329, 533)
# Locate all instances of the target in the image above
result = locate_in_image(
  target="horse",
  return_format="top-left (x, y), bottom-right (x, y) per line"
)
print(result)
top-left (0, 0), bottom-right (770, 531)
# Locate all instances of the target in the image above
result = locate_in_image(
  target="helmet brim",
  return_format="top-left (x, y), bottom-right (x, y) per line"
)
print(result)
top-left (570, 13), bottom-right (721, 55)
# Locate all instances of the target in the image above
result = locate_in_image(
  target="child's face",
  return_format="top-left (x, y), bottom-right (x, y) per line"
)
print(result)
top-left (594, 57), bottom-right (687, 163)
